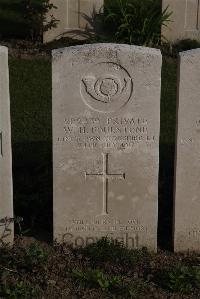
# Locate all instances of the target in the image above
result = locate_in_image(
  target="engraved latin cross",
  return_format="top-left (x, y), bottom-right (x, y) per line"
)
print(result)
top-left (85, 153), bottom-right (125, 215)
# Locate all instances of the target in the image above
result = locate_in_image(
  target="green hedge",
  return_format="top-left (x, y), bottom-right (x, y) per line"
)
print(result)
top-left (0, 0), bottom-right (29, 38)
top-left (103, 0), bottom-right (171, 46)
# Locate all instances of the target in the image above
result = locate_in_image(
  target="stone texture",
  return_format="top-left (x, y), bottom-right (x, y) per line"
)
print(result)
top-left (162, 0), bottom-right (200, 43)
top-left (174, 49), bottom-right (200, 252)
top-left (0, 46), bottom-right (13, 245)
top-left (44, 0), bottom-right (103, 43)
top-left (52, 44), bottom-right (161, 250)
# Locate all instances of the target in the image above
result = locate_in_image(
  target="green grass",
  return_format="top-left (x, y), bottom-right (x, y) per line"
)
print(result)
top-left (0, 0), bottom-right (29, 39)
top-left (9, 58), bottom-right (52, 235)
top-left (1, 238), bottom-right (200, 298)
top-left (9, 58), bottom-right (52, 143)
top-left (160, 57), bottom-right (177, 145)
top-left (158, 57), bottom-right (177, 250)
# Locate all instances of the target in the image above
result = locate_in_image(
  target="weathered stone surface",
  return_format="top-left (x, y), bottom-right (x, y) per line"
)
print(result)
top-left (174, 49), bottom-right (200, 252)
top-left (0, 46), bottom-right (13, 245)
top-left (52, 44), bottom-right (161, 250)
top-left (44, 0), bottom-right (103, 43)
top-left (162, 0), bottom-right (200, 42)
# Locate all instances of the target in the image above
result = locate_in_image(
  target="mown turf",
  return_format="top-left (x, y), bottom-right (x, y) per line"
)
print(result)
top-left (9, 58), bottom-right (52, 235)
top-left (160, 57), bottom-right (177, 145)
top-left (9, 58), bottom-right (51, 143)
top-left (159, 57), bottom-right (178, 250)
top-left (1, 238), bottom-right (200, 299)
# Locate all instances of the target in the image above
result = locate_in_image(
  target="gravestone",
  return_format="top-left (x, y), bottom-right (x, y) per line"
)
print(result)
top-left (174, 49), bottom-right (200, 252)
top-left (162, 0), bottom-right (200, 42)
top-left (0, 46), bottom-right (13, 245)
top-left (44, 0), bottom-right (103, 43)
top-left (53, 44), bottom-right (162, 250)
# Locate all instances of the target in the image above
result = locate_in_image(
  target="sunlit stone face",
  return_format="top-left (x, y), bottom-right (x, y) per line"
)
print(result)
top-left (52, 44), bottom-right (162, 251)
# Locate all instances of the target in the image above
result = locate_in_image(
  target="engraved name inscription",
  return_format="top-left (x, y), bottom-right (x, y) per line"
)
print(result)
top-left (57, 117), bottom-right (156, 149)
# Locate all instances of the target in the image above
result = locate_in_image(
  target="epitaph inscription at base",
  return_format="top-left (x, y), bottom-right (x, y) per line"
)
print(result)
top-left (53, 44), bottom-right (161, 250)
top-left (0, 46), bottom-right (13, 245)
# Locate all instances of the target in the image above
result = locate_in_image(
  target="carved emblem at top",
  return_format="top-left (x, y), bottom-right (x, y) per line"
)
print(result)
top-left (80, 62), bottom-right (133, 113)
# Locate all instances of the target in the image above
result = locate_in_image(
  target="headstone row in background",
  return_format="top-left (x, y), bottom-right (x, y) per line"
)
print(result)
top-left (45, 0), bottom-right (200, 44)
top-left (44, 0), bottom-right (104, 43)
top-left (162, 0), bottom-right (200, 43)
top-left (1, 43), bottom-right (200, 252)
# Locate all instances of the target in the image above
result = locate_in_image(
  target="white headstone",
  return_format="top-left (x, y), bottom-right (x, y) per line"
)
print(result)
top-left (0, 46), bottom-right (13, 245)
top-left (53, 44), bottom-right (162, 250)
top-left (174, 48), bottom-right (200, 252)
top-left (162, 0), bottom-right (200, 42)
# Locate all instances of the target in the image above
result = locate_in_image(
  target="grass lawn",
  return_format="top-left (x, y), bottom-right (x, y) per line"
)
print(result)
top-left (159, 57), bottom-right (177, 250)
top-left (9, 58), bottom-right (52, 143)
top-left (1, 237), bottom-right (200, 298)
top-left (9, 58), bottom-right (52, 236)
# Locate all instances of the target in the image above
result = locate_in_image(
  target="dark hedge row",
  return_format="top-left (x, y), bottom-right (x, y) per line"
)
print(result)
top-left (0, 0), bottom-right (58, 41)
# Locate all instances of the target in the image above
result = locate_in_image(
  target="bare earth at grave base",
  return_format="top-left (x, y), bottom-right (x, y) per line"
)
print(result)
top-left (0, 236), bottom-right (200, 298)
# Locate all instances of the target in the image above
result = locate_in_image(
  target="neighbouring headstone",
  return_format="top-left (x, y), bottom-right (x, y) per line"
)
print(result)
top-left (174, 48), bottom-right (200, 252)
top-left (0, 46), bottom-right (13, 245)
top-left (44, 0), bottom-right (103, 43)
top-left (162, 0), bottom-right (200, 43)
top-left (53, 44), bottom-right (162, 250)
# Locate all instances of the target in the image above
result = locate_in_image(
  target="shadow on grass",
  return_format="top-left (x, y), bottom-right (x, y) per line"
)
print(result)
top-left (12, 141), bottom-right (53, 243)
top-left (158, 57), bottom-right (178, 251)
top-left (158, 144), bottom-right (175, 250)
